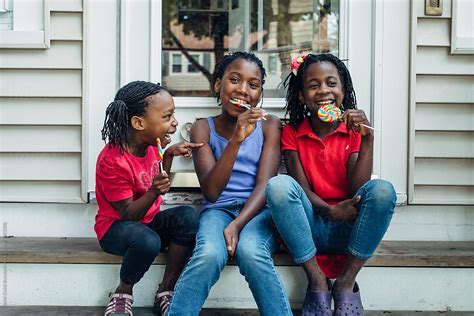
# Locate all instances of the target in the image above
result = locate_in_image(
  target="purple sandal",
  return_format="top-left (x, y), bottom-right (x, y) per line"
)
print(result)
top-left (333, 282), bottom-right (364, 316)
top-left (301, 280), bottom-right (332, 316)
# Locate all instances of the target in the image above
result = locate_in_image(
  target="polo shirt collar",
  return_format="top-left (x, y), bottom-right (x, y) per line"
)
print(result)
top-left (296, 117), bottom-right (349, 138)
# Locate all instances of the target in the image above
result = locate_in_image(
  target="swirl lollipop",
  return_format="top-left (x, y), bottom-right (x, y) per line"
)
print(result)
top-left (317, 103), bottom-right (341, 123)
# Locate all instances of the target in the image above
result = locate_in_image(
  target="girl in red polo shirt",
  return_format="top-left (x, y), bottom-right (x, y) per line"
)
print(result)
top-left (265, 53), bottom-right (396, 316)
top-left (95, 81), bottom-right (202, 316)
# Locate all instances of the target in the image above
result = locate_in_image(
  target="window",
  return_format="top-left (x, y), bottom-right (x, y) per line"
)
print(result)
top-left (162, 0), bottom-right (339, 97)
top-left (268, 55), bottom-right (277, 74)
top-left (0, 0), bottom-right (13, 31)
top-left (187, 54), bottom-right (200, 73)
top-left (172, 54), bottom-right (182, 73)
top-left (0, 0), bottom-right (50, 48)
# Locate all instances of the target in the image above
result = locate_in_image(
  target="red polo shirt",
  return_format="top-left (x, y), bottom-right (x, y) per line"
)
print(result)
top-left (281, 118), bottom-right (361, 278)
top-left (281, 118), bottom-right (361, 205)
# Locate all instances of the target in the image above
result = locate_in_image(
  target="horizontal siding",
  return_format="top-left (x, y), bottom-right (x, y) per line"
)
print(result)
top-left (416, 75), bottom-right (474, 103)
top-left (414, 158), bottom-right (473, 186)
top-left (417, 19), bottom-right (450, 47)
top-left (50, 0), bottom-right (83, 12)
top-left (416, 47), bottom-right (474, 75)
top-left (413, 186), bottom-right (474, 205)
top-left (0, 153), bottom-right (81, 180)
top-left (415, 103), bottom-right (473, 131)
top-left (0, 6), bottom-right (84, 203)
top-left (0, 98), bottom-right (82, 125)
top-left (414, 131), bottom-right (474, 158)
top-left (0, 41), bottom-right (82, 69)
top-left (0, 126), bottom-right (81, 152)
top-left (415, 0), bottom-right (452, 18)
top-left (0, 70), bottom-right (82, 97)
top-left (0, 181), bottom-right (83, 203)
top-left (50, 12), bottom-right (83, 41)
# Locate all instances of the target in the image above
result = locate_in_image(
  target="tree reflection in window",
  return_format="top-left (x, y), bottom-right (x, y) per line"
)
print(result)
top-left (162, 0), bottom-right (339, 97)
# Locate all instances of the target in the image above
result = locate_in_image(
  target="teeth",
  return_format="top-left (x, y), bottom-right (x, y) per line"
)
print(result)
top-left (317, 100), bottom-right (334, 105)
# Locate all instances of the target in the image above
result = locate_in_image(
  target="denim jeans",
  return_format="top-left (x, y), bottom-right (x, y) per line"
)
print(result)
top-left (99, 205), bottom-right (199, 285)
top-left (167, 202), bottom-right (292, 316)
top-left (265, 175), bottom-right (396, 263)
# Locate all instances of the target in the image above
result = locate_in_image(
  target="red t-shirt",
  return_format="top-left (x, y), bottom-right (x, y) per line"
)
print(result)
top-left (281, 118), bottom-right (361, 278)
top-left (94, 144), bottom-right (163, 240)
top-left (281, 118), bottom-right (361, 205)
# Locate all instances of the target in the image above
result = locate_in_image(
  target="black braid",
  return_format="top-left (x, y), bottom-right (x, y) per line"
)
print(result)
top-left (284, 53), bottom-right (357, 127)
top-left (101, 81), bottom-right (167, 153)
top-left (211, 51), bottom-right (266, 104)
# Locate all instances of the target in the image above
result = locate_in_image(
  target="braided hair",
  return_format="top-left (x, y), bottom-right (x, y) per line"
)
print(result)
top-left (101, 81), bottom-right (167, 153)
top-left (284, 53), bottom-right (357, 127)
top-left (211, 51), bottom-right (266, 104)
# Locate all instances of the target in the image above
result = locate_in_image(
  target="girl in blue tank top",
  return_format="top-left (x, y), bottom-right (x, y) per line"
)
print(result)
top-left (167, 52), bottom-right (293, 316)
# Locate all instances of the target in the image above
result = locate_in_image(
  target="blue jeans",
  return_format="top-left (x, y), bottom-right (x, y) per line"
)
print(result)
top-left (99, 205), bottom-right (199, 285)
top-left (167, 202), bottom-right (292, 316)
top-left (265, 175), bottom-right (396, 262)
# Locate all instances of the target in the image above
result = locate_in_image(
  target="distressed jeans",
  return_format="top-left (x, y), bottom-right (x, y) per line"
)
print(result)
top-left (167, 202), bottom-right (293, 316)
top-left (265, 175), bottom-right (396, 263)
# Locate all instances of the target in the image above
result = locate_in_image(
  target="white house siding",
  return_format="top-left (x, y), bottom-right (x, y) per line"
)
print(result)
top-left (409, 0), bottom-right (474, 205)
top-left (0, 0), bottom-right (84, 203)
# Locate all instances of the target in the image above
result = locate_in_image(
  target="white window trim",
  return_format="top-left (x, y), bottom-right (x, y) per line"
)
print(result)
top-left (0, 0), bottom-right (50, 48)
top-left (451, 0), bottom-right (474, 54)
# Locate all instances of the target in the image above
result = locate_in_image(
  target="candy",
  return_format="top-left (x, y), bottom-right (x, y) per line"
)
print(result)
top-left (317, 103), bottom-right (341, 122)
top-left (156, 138), bottom-right (165, 172)
top-left (229, 98), bottom-right (251, 109)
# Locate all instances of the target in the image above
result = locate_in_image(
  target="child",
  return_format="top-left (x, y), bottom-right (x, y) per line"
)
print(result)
top-left (95, 81), bottom-right (203, 316)
top-left (265, 53), bottom-right (396, 316)
top-left (166, 52), bottom-right (292, 316)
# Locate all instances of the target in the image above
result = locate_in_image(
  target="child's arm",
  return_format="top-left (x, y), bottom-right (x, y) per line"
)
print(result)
top-left (162, 142), bottom-right (204, 174)
top-left (285, 150), bottom-right (360, 223)
top-left (191, 110), bottom-right (264, 202)
top-left (111, 172), bottom-right (171, 221)
top-left (342, 110), bottom-right (374, 196)
top-left (224, 115), bottom-right (281, 256)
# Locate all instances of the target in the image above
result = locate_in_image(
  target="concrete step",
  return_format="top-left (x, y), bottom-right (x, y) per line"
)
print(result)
top-left (0, 307), bottom-right (472, 316)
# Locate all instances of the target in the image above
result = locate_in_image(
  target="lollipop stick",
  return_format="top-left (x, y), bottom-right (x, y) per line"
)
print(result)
top-left (358, 123), bottom-right (381, 132)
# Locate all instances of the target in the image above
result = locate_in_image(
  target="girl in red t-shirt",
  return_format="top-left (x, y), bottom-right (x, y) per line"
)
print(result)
top-left (265, 54), bottom-right (396, 316)
top-left (95, 81), bottom-right (202, 316)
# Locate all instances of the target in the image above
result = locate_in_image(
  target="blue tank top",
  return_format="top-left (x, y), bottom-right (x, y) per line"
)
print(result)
top-left (202, 117), bottom-right (264, 210)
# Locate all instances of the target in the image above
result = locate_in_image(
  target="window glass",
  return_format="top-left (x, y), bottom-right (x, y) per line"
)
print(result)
top-left (162, 0), bottom-right (339, 97)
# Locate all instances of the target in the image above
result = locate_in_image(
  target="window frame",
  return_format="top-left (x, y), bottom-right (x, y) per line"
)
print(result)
top-left (0, 0), bottom-right (50, 49)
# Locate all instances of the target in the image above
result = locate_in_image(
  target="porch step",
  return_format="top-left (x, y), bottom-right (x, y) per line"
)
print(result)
top-left (0, 306), bottom-right (472, 316)
top-left (2, 237), bottom-right (474, 267)
top-left (1, 237), bottom-right (473, 311)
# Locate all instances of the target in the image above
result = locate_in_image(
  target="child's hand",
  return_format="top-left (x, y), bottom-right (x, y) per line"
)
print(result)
top-left (150, 171), bottom-right (171, 195)
top-left (232, 108), bottom-right (267, 143)
top-left (224, 221), bottom-right (240, 258)
top-left (328, 196), bottom-right (361, 224)
top-left (341, 109), bottom-right (374, 137)
top-left (165, 142), bottom-right (204, 158)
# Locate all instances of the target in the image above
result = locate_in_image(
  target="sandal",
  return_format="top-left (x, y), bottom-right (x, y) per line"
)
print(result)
top-left (333, 282), bottom-right (364, 316)
top-left (153, 290), bottom-right (173, 316)
top-left (104, 293), bottom-right (133, 316)
top-left (301, 279), bottom-right (332, 316)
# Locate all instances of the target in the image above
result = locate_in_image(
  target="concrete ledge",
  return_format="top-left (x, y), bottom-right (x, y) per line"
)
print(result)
top-left (2, 237), bottom-right (474, 267)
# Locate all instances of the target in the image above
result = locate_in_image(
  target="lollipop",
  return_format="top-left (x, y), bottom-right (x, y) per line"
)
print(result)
top-left (229, 99), bottom-right (266, 120)
top-left (317, 103), bottom-right (341, 123)
top-left (156, 138), bottom-right (165, 173)
top-left (229, 98), bottom-right (251, 109)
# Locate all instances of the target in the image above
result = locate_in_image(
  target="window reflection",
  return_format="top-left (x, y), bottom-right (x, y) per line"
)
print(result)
top-left (162, 0), bottom-right (339, 97)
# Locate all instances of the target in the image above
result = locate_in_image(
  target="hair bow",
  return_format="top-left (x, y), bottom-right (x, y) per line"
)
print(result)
top-left (290, 53), bottom-right (309, 76)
